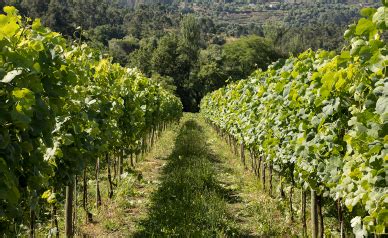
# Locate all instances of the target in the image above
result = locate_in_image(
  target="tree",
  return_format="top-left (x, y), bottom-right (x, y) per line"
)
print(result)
top-left (45, 0), bottom-right (73, 36)
top-left (150, 73), bottom-right (176, 93)
top-left (20, 0), bottom-right (49, 18)
top-left (87, 25), bottom-right (126, 46)
top-left (124, 4), bottom-right (178, 39)
top-left (197, 44), bottom-right (227, 93)
top-left (128, 37), bottom-right (157, 76)
top-left (72, 0), bottom-right (103, 29)
top-left (151, 34), bottom-right (179, 77)
top-left (222, 35), bottom-right (282, 81)
top-left (175, 14), bottom-right (202, 111)
top-left (109, 36), bottom-right (139, 65)
top-left (179, 14), bottom-right (201, 52)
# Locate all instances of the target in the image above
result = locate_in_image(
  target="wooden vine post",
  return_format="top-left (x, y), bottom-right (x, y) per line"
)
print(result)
top-left (107, 153), bottom-right (114, 198)
top-left (65, 184), bottom-right (74, 237)
top-left (240, 142), bottom-right (246, 169)
top-left (269, 163), bottom-right (273, 197)
top-left (96, 157), bottom-right (102, 208)
top-left (311, 189), bottom-right (318, 238)
top-left (301, 190), bottom-right (307, 237)
top-left (317, 195), bottom-right (324, 238)
top-left (29, 209), bottom-right (35, 238)
top-left (338, 200), bottom-right (345, 238)
top-left (262, 161), bottom-right (266, 190)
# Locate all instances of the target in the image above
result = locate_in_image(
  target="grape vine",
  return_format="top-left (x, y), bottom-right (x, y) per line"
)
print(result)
top-left (201, 5), bottom-right (387, 237)
top-left (0, 6), bottom-right (182, 236)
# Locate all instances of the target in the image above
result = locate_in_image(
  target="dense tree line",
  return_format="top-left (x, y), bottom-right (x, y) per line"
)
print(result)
top-left (3, 0), bottom-right (130, 36)
top-left (2, 0), bottom-right (372, 111)
top-left (126, 24), bottom-right (280, 111)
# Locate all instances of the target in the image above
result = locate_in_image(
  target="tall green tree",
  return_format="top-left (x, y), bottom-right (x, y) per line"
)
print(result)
top-left (129, 37), bottom-right (157, 76)
top-left (45, 0), bottom-right (73, 35)
top-left (179, 14), bottom-right (201, 51)
top-left (151, 34), bottom-right (179, 77)
top-left (109, 36), bottom-right (139, 65)
top-left (175, 14), bottom-right (202, 111)
top-left (150, 73), bottom-right (176, 93)
top-left (197, 44), bottom-right (226, 93)
top-left (223, 35), bottom-right (281, 81)
top-left (124, 4), bottom-right (178, 39)
top-left (20, 0), bottom-right (48, 18)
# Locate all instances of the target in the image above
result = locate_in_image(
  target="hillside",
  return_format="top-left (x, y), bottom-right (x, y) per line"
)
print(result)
top-left (118, 0), bottom-right (381, 7)
top-left (3, 0), bottom-right (379, 111)
top-left (0, 2), bottom-right (387, 238)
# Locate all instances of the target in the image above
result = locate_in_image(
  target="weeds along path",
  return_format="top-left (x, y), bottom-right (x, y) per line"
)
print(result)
top-left (81, 123), bottom-right (179, 237)
top-left (134, 114), bottom-right (251, 237)
top-left (134, 113), bottom-right (301, 237)
top-left (201, 117), bottom-right (303, 237)
top-left (83, 114), bottom-right (300, 237)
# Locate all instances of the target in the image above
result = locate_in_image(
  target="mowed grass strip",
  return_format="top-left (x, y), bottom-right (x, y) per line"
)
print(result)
top-left (135, 116), bottom-right (242, 237)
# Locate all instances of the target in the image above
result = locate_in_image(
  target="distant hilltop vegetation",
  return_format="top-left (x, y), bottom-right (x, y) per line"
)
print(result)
top-left (119, 0), bottom-right (380, 7)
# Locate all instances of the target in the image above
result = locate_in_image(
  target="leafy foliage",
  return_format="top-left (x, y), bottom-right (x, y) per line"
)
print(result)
top-left (3, 1), bottom-right (369, 112)
top-left (222, 35), bottom-right (281, 81)
top-left (201, 6), bottom-right (387, 236)
top-left (0, 6), bottom-right (182, 235)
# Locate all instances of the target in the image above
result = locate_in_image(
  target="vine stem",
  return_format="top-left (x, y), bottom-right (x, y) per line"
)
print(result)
top-left (311, 189), bottom-right (318, 238)
top-left (65, 184), bottom-right (73, 237)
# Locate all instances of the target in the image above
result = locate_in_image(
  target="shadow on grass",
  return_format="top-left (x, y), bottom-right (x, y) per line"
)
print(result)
top-left (133, 120), bottom-right (253, 237)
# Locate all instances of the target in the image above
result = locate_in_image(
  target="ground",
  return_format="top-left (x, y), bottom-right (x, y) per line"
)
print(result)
top-left (78, 113), bottom-right (307, 237)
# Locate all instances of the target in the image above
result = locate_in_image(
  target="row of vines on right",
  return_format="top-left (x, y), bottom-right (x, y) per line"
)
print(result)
top-left (201, 5), bottom-right (387, 237)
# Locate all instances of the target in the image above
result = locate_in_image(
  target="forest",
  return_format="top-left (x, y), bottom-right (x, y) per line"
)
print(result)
top-left (1, 0), bottom-right (378, 111)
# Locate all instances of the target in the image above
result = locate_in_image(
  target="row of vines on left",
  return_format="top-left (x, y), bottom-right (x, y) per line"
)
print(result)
top-left (0, 6), bottom-right (183, 237)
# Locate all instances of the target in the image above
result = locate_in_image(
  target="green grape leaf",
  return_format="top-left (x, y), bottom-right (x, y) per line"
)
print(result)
top-left (31, 41), bottom-right (44, 52)
top-left (33, 62), bottom-right (41, 73)
top-left (12, 87), bottom-right (33, 99)
top-left (32, 19), bottom-right (42, 31)
top-left (0, 157), bottom-right (20, 205)
top-left (61, 133), bottom-right (74, 146)
top-left (372, 7), bottom-right (387, 29)
top-left (0, 129), bottom-right (10, 149)
top-left (11, 109), bottom-right (31, 128)
top-left (376, 97), bottom-right (388, 115)
top-left (335, 73), bottom-right (347, 91)
top-left (21, 141), bottom-right (33, 152)
top-left (41, 190), bottom-right (51, 199)
top-left (0, 7), bottom-right (19, 40)
top-left (356, 18), bottom-right (375, 35)
top-left (377, 209), bottom-right (388, 225)
top-left (0, 15), bottom-right (8, 26)
top-left (375, 225), bottom-right (385, 234)
top-left (3, 6), bottom-right (18, 15)
top-left (360, 8), bottom-right (377, 18)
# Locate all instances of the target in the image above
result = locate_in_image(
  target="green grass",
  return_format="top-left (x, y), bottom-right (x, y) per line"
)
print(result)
top-left (39, 113), bottom-right (339, 237)
top-left (78, 121), bottom-right (180, 237)
top-left (198, 115), bottom-right (302, 237)
top-left (198, 114), bottom-right (344, 237)
top-left (134, 115), bottom-right (243, 237)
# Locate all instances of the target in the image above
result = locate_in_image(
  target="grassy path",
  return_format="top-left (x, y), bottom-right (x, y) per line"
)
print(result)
top-left (81, 122), bottom-right (178, 237)
top-left (134, 116), bottom-right (242, 237)
top-left (201, 116), bottom-right (302, 237)
top-left (82, 114), bottom-right (301, 237)
top-left (133, 114), bottom-right (301, 237)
